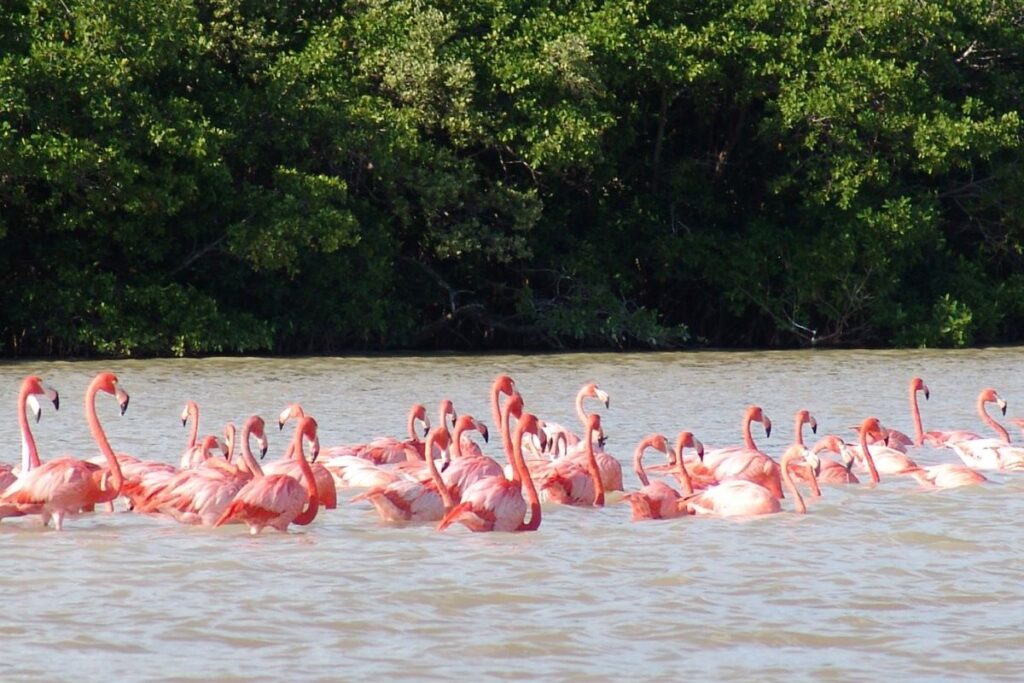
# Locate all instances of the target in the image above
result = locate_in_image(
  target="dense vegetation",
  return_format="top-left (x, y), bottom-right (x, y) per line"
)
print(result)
top-left (2, 0), bottom-right (1022, 356)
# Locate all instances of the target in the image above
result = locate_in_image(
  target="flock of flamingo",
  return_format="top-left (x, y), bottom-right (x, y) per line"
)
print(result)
top-left (2, 371), bottom-right (1023, 534)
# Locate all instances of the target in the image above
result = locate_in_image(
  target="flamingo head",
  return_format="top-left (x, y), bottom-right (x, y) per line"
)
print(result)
top-left (198, 434), bottom-right (225, 459)
top-left (644, 434), bottom-right (670, 455)
top-left (278, 403), bottom-right (305, 430)
top-left (248, 415), bottom-right (269, 458)
top-left (585, 413), bottom-right (605, 445)
top-left (980, 388), bottom-right (1007, 415)
top-left (859, 417), bottom-right (885, 441)
top-left (911, 377), bottom-right (930, 400)
top-left (505, 392), bottom-right (525, 420)
top-left (180, 400), bottom-right (198, 427)
top-left (439, 399), bottom-right (457, 429)
top-left (676, 431), bottom-right (704, 461)
top-left (518, 412), bottom-right (547, 451)
top-left (493, 374), bottom-right (516, 399)
top-left (410, 403), bottom-right (430, 436)
top-left (93, 373), bottom-right (129, 415)
top-left (796, 409), bottom-right (817, 434)
top-left (23, 375), bottom-right (59, 422)
top-left (295, 416), bottom-right (319, 462)
top-left (581, 382), bottom-right (610, 409)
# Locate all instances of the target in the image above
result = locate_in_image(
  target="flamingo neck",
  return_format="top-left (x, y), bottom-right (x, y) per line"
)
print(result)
top-left (633, 442), bottom-right (651, 487)
top-left (290, 429), bottom-right (319, 526)
top-left (18, 383), bottom-right (41, 472)
top-left (186, 407), bottom-right (199, 450)
top-left (501, 401), bottom-right (519, 484)
top-left (239, 419), bottom-right (265, 478)
top-left (451, 423), bottom-right (466, 459)
top-left (779, 447), bottom-right (807, 513)
top-left (574, 389), bottom-right (592, 431)
top-left (425, 432), bottom-right (453, 510)
top-left (910, 387), bottom-right (925, 446)
top-left (407, 408), bottom-right (420, 444)
top-left (978, 396), bottom-right (1010, 444)
top-left (675, 445), bottom-right (694, 496)
top-left (585, 426), bottom-right (605, 507)
top-left (513, 427), bottom-right (541, 532)
top-left (794, 414), bottom-right (806, 447)
top-left (859, 429), bottom-right (880, 484)
top-left (742, 414), bottom-right (757, 450)
top-left (87, 382), bottom-right (123, 498)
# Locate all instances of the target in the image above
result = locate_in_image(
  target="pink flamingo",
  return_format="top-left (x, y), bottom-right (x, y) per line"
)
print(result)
top-left (0, 377), bottom-right (60, 519)
top-left (179, 401), bottom-right (207, 468)
top-left (539, 414), bottom-right (606, 507)
top-left (349, 427), bottom-right (454, 523)
top-left (437, 413), bottom-right (545, 533)
top-left (541, 381), bottom-right (610, 448)
top-left (785, 410), bottom-right (823, 497)
top-left (945, 389), bottom-right (1024, 470)
top-left (262, 416), bottom-right (339, 509)
top-left (698, 406), bottom-right (783, 499)
top-left (678, 444), bottom-right (819, 517)
top-left (439, 415), bottom-right (498, 500)
top-left (807, 436), bottom-right (860, 485)
top-left (931, 388), bottom-right (1009, 447)
top-left (136, 434), bottom-right (248, 525)
top-left (214, 416), bottom-right (321, 534)
top-left (623, 432), bottom-right (703, 521)
top-left (909, 463), bottom-right (988, 489)
top-left (0, 372), bottom-right (128, 530)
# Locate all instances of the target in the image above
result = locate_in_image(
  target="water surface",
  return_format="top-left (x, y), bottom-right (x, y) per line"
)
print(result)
top-left (1, 350), bottom-right (1023, 681)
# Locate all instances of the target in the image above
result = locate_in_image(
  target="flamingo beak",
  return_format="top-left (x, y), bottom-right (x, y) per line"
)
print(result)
top-left (763, 417), bottom-right (772, 439)
top-left (43, 384), bottom-right (59, 412)
top-left (258, 435), bottom-right (269, 459)
top-left (923, 386), bottom-right (930, 400)
top-left (998, 398), bottom-right (1007, 415)
top-left (115, 387), bottom-right (130, 415)
top-left (810, 417), bottom-right (818, 434)
top-left (311, 436), bottom-right (321, 463)
top-left (182, 417), bottom-right (188, 427)
top-left (596, 389), bottom-right (610, 409)
top-left (479, 423), bottom-right (489, 443)
top-left (694, 439), bottom-right (705, 461)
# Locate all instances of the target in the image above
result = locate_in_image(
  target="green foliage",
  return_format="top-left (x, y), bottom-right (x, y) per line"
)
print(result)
top-left (1, 0), bottom-right (1023, 355)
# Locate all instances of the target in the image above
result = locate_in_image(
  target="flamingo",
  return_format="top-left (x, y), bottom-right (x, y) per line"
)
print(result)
top-left (0, 377), bottom-right (60, 519)
top-left (678, 444), bottom-right (820, 517)
top-left (349, 427), bottom-right (454, 523)
top-left (439, 415), bottom-right (498, 500)
top-left (541, 381), bottom-right (610, 448)
top-left (786, 410), bottom-right (823, 495)
top-left (623, 432), bottom-right (703, 522)
top-left (214, 416), bottom-right (321, 534)
top-left (808, 436), bottom-right (860, 485)
top-left (136, 434), bottom-right (251, 525)
top-left (262, 413), bottom-right (339, 509)
top-left (945, 390), bottom-right (1024, 470)
top-left (539, 414), bottom-right (606, 507)
top-left (0, 372), bottom-right (129, 530)
top-left (179, 401), bottom-right (207, 469)
top-left (698, 406), bottom-right (783, 499)
top-left (437, 413), bottom-right (545, 533)
top-left (932, 388), bottom-right (1010, 447)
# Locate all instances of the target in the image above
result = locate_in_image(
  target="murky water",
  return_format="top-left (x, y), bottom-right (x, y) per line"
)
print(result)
top-left (1, 349), bottom-right (1023, 681)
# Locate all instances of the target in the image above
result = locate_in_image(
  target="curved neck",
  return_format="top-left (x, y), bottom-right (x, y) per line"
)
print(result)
top-left (451, 423), bottom-right (466, 459)
top-left (779, 447), bottom-right (807, 513)
top-left (585, 425), bottom-right (605, 507)
top-left (239, 419), bottom-right (265, 478)
top-left (859, 428), bottom-right (880, 484)
top-left (290, 428), bottom-right (319, 526)
top-left (406, 408), bottom-right (421, 444)
top-left (87, 381), bottom-right (123, 497)
top-left (633, 442), bottom-right (651, 487)
top-left (501, 402), bottom-right (518, 481)
top-left (575, 389), bottom-right (591, 430)
top-left (978, 396), bottom-right (1010, 443)
top-left (742, 413), bottom-right (757, 450)
top-left (224, 424), bottom-right (237, 463)
top-left (18, 382), bottom-right (41, 471)
top-left (513, 427), bottom-right (541, 531)
top-left (910, 386), bottom-right (925, 446)
top-left (425, 432), bottom-right (453, 510)
top-left (675, 444), bottom-right (694, 496)
top-left (186, 406), bottom-right (199, 450)
top-left (794, 414), bottom-right (806, 447)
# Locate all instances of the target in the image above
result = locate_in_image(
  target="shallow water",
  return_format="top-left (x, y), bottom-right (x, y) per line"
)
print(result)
top-left (1, 349), bottom-right (1023, 681)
